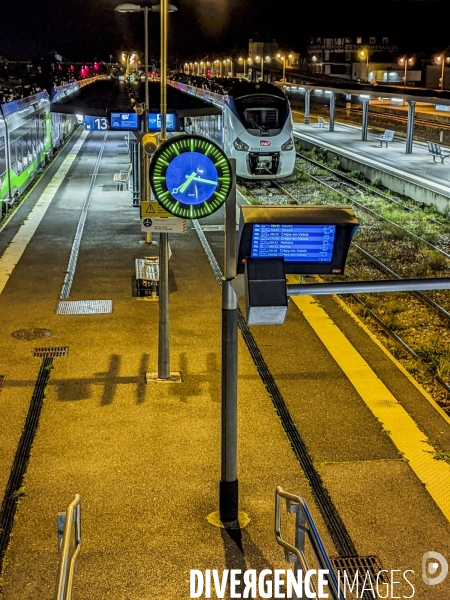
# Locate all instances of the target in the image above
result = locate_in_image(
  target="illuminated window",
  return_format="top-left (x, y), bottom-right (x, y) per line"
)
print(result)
top-left (370, 37), bottom-right (376, 45)
top-left (357, 37), bottom-right (362, 44)
top-left (382, 37), bottom-right (388, 44)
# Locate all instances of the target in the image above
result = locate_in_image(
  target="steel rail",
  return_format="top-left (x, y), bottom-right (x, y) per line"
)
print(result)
top-left (295, 150), bottom-right (445, 226)
top-left (297, 159), bottom-right (450, 258)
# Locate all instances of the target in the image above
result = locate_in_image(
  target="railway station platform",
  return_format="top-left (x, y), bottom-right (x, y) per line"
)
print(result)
top-left (0, 127), bottom-right (450, 599)
top-left (293, 120), bottom-right (450, 212)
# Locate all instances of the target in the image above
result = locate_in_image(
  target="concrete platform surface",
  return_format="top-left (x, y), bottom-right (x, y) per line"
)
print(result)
top-left (0, 128), bottom-right (450, 600)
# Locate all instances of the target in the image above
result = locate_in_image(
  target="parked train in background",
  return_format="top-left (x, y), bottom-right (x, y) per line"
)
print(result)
top-left (172, 78), bottom-right (296, 180)
top-left (0, 83), bottom-right (79, 216)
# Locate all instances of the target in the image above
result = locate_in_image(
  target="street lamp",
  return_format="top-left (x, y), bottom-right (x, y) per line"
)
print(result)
top-left (255, 55), bottom-right (270, 81)
top-left (435, 54), bottom-right (450, 90)
top-left (121, 51), bottom-right (137, 79)
top-left (238, 57), bottom-right (247, 77)
top-left (225, 57), bottom-right (233, 78)
top-left (115, 2), bottom-right (177, 142)
top-left (358, 48), bottom-right (369, 82)
top-left (277, 53), bottom-right (286, 82)
top-left (214, 59), bottom-right (223, 77)
top-left (398, 56), bottom-right (414, 89)
top-left (277, 53), bottom-right (292, 83)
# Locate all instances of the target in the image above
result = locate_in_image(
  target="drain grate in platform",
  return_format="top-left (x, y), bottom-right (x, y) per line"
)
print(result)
top-left (332, 555), bottom-right (388, 583)
top-left (32, 347), bottom-right (68, 358)
top-left (11, 328), bottom-right (52, 341)
top-left (56, 300), bottom-right (112, 315)
top-left (0, 375), bottom-right (5, 390)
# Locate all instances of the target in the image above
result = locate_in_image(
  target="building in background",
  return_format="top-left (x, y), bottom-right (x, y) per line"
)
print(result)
top-left (306, 36), bottom-right (420, 85)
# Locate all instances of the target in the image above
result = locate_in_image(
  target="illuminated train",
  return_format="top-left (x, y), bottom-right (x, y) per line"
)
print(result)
top-left (0, 84), bottom-right (78, 213)
top-left (221, 81), bottom-right (295, 179)
top-left (172, 78), bottom-right (296, 180)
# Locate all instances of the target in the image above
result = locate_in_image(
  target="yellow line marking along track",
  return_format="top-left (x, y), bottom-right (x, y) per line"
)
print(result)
top-left (287, 275), bottom-right (450, 522)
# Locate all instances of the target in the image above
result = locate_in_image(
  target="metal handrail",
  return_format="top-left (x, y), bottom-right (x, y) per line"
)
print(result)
top-left (275, 486), bottom-right (341, 600)
top-left (55, 494), bottom-right (81, 600)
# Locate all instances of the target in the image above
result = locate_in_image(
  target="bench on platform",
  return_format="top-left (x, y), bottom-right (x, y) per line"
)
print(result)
top-left (427, 141), bottom-right (450, 164)
top-left (113, 163), bottom-right (132, 191)
top-left (375, 130), bottom-right (395, 147)
top-left (317, 117), bottom-right (328, 128)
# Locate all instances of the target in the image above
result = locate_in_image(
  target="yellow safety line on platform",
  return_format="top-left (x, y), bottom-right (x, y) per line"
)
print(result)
top-left (288, 281), bottom-right (450, 522)
top-left (0, 130), bottom-right (89, 296)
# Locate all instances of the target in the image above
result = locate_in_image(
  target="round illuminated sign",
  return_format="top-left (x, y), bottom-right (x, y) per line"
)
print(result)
top-left (149, 135), bottom-right (232, 219)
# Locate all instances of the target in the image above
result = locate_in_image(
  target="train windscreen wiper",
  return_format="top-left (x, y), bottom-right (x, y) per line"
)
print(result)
top-left (249, 118), bottom-right (268, 133)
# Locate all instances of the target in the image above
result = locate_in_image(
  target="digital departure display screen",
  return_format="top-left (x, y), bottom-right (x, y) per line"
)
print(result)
top-left (148, 113), bottom-right (176, 131)
top-left (250, 224), bottom-right (336, 263)
top-left (110, 112), bottom-right (139, 130)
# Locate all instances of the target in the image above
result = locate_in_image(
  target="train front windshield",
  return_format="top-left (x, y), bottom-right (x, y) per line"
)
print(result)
top-left (235, 94), bottom-right (288, 136)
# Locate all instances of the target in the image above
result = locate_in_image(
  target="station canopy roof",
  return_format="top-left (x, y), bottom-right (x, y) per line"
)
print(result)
top-left (50, 78), bottom-right (221, 117)
top-left (280, 79), bottom-right (450, 106)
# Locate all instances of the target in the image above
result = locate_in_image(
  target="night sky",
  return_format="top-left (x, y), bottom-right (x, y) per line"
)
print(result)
top-left (0, 0), bottom-right (448, 63)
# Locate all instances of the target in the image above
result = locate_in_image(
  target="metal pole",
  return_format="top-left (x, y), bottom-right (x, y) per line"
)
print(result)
top-left (287, 277), bottom-right (450, 296)
top-left (220, 159), bottom-right (238, 526)
top-left (157, 0), bottom-right (170, 379)
top-left (406, 100), bottom-right (416, 154)
top-left (131, 140), bottom-right (140, 206)
top-left (442, 57), bottom-right (445, 90)
top-left (304, 89), bottom-right (310, 125)
top-left (261, 58), bottom-right (264, 81)
top-left (160, 0), bottom-right (168, 142)
top-left (404, 60), bottom-right (407, 89)
top-left (158, 232), bottom-right (170, 378)
top-left (361, 99), bottom-right (369, 141)
top-left (144, 6), bottom-right (150, 203)
top-left (329, 92), bottom-right (335, 132)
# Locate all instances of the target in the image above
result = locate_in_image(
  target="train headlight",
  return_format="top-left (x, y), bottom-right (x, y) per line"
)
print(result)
top-left (233, 137), bottom-right (249, 151)
top-left (281, 137), bottom-right (294, 151)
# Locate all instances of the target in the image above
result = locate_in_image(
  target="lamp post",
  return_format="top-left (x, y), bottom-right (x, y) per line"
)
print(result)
top-left (238, 57), bottom-right (247, 77)
top-left (214, 60), bottom-right (223, 77)
top-left (117, 0), bottom-right (177, 381)
top-left (276, 53), bottom-right (291, 83)
top-left (398, 56), bottom-right (414, 89)
top-left (255, 55), bottom-right (270, 81)
top-left (435, 54), bottom-right (450, 90)
top-left (115, 2), bottom-right (177, 141)
top-left (226, 58), bottom-right (233, 78)
top-left (359, 48), bottom-right (369, 82)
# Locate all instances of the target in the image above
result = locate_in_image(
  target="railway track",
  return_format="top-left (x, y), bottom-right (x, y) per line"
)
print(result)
top-left (239, 163), bottom-right (450, 409)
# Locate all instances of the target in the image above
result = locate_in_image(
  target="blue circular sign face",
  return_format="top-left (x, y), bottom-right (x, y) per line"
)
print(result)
top-left (149, 135), bottom-right (232, 219)
top-left (165, 152), bottom-right (218, 205)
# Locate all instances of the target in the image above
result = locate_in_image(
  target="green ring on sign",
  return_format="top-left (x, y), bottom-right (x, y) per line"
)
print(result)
top-left (149, 134), bottom-right (232, 219)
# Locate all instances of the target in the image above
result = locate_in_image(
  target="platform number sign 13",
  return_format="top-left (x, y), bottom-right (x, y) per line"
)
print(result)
top-left (84, 116), bottom-right (108, 131)
top-left (149, 135), bottom-right (232, 219)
